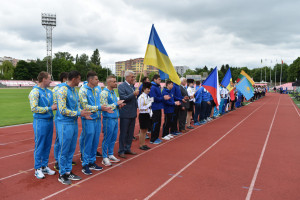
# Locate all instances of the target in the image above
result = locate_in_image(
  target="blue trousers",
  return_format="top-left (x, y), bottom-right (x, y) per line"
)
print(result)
top-left (80, 119), bottom-right (101, 167)
top-left (33, 118), bottom-right (53, 169)
top-left (119, 118), bottom-right (135, 154)
top-left (193, 103), bottom-right (201, 123)
top-left (219, 98), bottom-right (224, 115)
top-left (57, 120), bottom-right (78, 175)
top-left (222, 99), bottom-right (228, 113)
top-left (102, 118), bottom-right (118, 158)
top-left (54, 119), bottom-right (59, 162)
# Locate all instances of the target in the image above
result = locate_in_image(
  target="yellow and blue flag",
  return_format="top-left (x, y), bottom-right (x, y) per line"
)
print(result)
top-left (221, 68), bottom-right (234, 92)
top-left (236, 77), bottom-right (254, 100)
top-left (143, 25), bottom-right (180, 85)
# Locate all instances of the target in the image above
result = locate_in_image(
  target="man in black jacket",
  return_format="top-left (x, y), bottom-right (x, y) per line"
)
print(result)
top-left (178, 77), bottom-right (190, 133)
top-left (118, 70), bottom-right (139, 158)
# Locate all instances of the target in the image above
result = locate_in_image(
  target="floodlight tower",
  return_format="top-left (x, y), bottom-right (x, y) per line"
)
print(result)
top-left (41, 13), bottom-right (56, 78)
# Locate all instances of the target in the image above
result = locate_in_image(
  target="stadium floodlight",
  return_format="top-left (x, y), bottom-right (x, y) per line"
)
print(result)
top-left (41, 13), bottom-right (56, 79)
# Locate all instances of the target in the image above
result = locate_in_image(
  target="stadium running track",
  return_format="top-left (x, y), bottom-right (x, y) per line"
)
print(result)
top-left (0, 93), bottom-right (300, 200)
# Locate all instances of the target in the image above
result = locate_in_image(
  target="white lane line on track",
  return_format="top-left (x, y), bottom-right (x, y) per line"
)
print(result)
top-left (245, 96), bottom-right (281, 200)
top-left (290, 98), bottom-right (300, 117)
top-left (0, 137), bottom-right (34, 145)
top-left (38, 97), bottom-right (251, 200)
top-left (0, 121), bottom-right (140, 179)
top-left (41, 98), bottom-right (269, 200)
top-left (144, 98), bottom-right (269, 200)
top-left (0, 123), bottom-right (33, 129)
top-left (0, 130), bottom-right (33, 136)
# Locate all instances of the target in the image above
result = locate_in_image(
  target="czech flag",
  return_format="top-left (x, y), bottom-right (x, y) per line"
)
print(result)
top-left (143, 24), bottom-right (181, 85)
top-left (221, 68), bottom-right (234, 92)
top-left (202, 67), bottom-right (220, 107)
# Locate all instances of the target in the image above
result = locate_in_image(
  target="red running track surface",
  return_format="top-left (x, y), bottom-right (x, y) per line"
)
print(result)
top-left (0, 93), bottom-right (299, 200)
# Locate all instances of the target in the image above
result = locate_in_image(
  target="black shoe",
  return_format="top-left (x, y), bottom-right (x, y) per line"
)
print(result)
top-left (139, 146), bottom-right (148, 150)
top-left (187, 126), bottom-right (194, 129)
top-left (118, 153), bottom-right (127, 158)
top-left (96, 151), bottom-right (102, 157)
top-left (67, 172), bottom-right (82, 181)
top-left (143, 145), bottom-right (151, 149)
top-left (132, 136), bottom-right (137, 141)
top-left (58, 174), bottom-right (72, 185)
top-left (82, 165), bottom-right (92, 175)
top-left (89, 163), bottom-right (103, 171)
top-left (54, 162), bottom-right (60, 171)
top-left (72, 161), bottom-right (76, 166)
top-left (124, 151), bottom-right (137, 155)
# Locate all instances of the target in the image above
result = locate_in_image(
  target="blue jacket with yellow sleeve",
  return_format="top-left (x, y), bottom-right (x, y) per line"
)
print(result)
top-left (57, 83), bottom-right (81, 122)
top-left (29, 85), bottom-right (54, 119)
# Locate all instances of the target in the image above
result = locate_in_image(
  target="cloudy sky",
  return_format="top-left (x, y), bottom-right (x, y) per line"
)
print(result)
top-left (1, 0), bottom-right (300, 72)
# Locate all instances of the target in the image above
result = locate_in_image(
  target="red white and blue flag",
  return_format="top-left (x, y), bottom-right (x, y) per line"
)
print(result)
top-left (202, 67), bottom-right (220, 108)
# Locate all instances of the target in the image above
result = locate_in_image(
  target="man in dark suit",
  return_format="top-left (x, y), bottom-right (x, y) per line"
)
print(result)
top-left (179, 77), bottom-right (190, 133)
top-left (118, 70), bottom-right (139, 158)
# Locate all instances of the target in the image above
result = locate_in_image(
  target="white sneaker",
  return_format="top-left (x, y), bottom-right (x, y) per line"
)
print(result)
top-left (35, 168), bottom-right (45, 179)
top-left (162, 136), bottom-right (170, 140)
top-left (108, 155), bottom-right (120, 163)
top-left (167, 134), bottom-right (174, 139)
top-left (102, 158), bottom-right (112, 166)
top-left (42, 166), bottom-right (56, 175)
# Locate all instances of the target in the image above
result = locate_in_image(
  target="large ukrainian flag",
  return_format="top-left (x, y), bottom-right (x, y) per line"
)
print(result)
top-left (144, 25), bottom-right (181, 85)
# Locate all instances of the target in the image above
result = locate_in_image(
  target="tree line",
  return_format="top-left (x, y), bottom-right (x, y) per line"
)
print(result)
top-left (0, 49), bottom-right (112, 81)
top-left (183, 57), bottom-right (300, 84)
top-left (1, 51), bottom-right (299, 84)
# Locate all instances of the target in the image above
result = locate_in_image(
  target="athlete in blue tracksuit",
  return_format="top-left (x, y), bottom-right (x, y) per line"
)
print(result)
top-left (100, 76), bottom-right (124, 166)
top-left (200, 87), bottom-right (211, 123)
top-left (52, 72), bottom-right (68, 170)
top-left (162, 83), bottom-right (178, 138)
top-left (56, 71), bottom-right (92, 185)
top-left (193, 86), bottom-right (203, 125)
top-left (28, 71), bottom-right (56, 179)
top-left (149, 75), bottom-right (165, 144)
top-left (170, 83), bottom-right (183, 134)
top-left (79, 73), bottom-right (104, 175)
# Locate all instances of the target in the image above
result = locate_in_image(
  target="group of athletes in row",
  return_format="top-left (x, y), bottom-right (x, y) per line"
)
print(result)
top-left (28, 70), bottom-right (266, 185)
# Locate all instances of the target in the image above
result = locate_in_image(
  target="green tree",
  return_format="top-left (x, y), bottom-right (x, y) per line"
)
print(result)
top-left (90, 49), bottom-right (101, 66)
top-left (13, 60), bottom-right (31, 80)
top-left (288, 58), bottom-right (300, 82)
top-left (148, 71), bottom-right (158, 82)
top-left (0, 61), bottom-right (14, 80)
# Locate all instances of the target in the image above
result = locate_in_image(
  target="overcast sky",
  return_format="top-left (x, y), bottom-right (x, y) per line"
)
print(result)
top-left (1, 0), bottom-right (300, 71)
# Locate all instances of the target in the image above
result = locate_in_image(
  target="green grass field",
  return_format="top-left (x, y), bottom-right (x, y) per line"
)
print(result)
top-left (0, 88), bottom-right (120, 127)
top-left (289, 94), bottom-right (300, 109)
top-left (0, 88), bottom-right (33, 127)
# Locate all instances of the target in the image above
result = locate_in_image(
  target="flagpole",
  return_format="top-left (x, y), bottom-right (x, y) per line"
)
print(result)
top-left (274, 62), bottom-right (277, 87)
top-left (280, 60), bottom-right (283, 86)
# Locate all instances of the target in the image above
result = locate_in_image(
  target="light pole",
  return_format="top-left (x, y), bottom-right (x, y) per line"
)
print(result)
top-left (41, 13), bottom-right (56, 79)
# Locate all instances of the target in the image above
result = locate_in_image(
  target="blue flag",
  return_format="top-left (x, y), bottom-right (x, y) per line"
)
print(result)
top-left (236, 77), bottom-right (254, 100)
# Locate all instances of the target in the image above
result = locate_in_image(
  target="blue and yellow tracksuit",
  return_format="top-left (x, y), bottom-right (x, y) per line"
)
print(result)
top-left (56, 83), bottom-right (82, 175)
top-left (78, 84), bottom-right (102, 167)
top-left (29, 85), bottom-right (54, 169)
top-left (52, 83), bottom-right (65, 163)
top-left (100, 88), bottom-right (119, 158)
